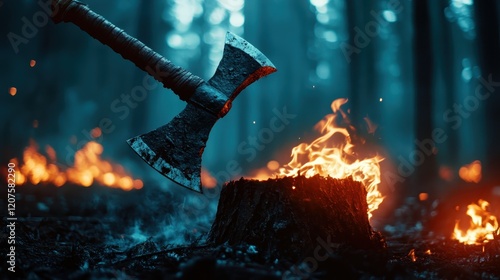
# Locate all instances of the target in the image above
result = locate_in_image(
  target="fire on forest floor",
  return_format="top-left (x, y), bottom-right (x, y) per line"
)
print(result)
top-left (7, 140), bottom-right (143, 191)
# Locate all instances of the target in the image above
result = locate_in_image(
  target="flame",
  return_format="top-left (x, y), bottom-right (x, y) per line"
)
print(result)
top-left (459, 160), bottom-right (482, 183)
top-left (275, 98), bottom-right (384, 220)
top-left (248, 160), bottom-right (282, 181)
top-left (11, 140), bottom-right (143, 191)
top-left (453, 199), bottom-right (499, 245)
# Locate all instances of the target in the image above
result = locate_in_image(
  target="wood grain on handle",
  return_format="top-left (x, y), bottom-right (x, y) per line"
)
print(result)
top-left (51, 0), bottom-right (204, 101)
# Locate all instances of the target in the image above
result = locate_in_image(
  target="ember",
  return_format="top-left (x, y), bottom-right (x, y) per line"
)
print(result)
top-left (200, 168), bottom-right (217, 188)
top-left (9, 87), bottom-right (17, 96)
top-left (274, 98), bottom-right (384, 219)
top-left (10, 140), bottom-right (143, 191)
top-left (408, 248), bottom-right (417, 262)
top-left (453, 199), bottom-right (499, 245)
top-left (458, 160), bottom-right (482, 183)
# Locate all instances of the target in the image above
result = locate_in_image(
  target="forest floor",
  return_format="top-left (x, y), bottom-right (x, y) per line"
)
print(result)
top-left (1, 184), bottom-right (500, 279)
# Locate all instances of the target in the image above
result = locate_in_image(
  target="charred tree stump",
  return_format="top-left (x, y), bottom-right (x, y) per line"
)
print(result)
top-left (208, 175), bottom-right (385, 261)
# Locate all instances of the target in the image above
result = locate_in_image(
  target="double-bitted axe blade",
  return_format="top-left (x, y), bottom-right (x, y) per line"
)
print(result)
top-left (128, 33), bottom-right (276, 192)
top-left (51, 1), bottom-right (276, 192)
top-left (127, 104), bottom-right (216, 192)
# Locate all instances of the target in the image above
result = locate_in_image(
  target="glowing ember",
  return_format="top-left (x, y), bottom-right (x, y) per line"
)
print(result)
top-left (30, 59), bottom-right (37, 67)
top-left (439, 165), bottom-right (454, 181)
top-left (11, 140), bottom-right (143, 191)
top-left (201, 168), bottom-right (217, 188)
top-left (9, 87), bottom-right (17, 96)
top-left (408, 249), bottom-right (417, 262)
top-left (453, 199), bottom-right (499, 245)
top-left (275, 98), bottom-right (384, 220)
top-left (248, 160), bottom-right (281, 181)
top-left (419, 192), bottom-right (428, 201)
top-left (267, 160), bottom-right (280, 171)
top-left (459, 160), bottom-right (482, 183)
top-left (91, 127), bottom-right (102, 139)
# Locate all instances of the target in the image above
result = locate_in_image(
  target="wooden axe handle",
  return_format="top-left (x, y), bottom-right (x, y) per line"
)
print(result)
top-left (51, 0), bottom-right (204, 101)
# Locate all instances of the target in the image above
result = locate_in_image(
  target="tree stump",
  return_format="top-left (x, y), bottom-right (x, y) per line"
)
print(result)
top-left (208, 175), bottom-right (385, 261)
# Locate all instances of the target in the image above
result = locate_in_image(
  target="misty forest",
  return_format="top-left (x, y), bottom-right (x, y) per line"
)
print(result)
top-left (1, 0), bottom-right (500, 279)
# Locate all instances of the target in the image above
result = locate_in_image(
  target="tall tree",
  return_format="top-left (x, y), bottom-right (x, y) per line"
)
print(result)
top-left (413, 0), bottom-right (438, 193)
top-left (474, 0), bottom-right (500, 182)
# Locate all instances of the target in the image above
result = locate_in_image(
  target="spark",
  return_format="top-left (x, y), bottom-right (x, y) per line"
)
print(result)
top-left (90, 127), bottom-right (102, 139)
top-left (419, 193), bottom-right (428, 201)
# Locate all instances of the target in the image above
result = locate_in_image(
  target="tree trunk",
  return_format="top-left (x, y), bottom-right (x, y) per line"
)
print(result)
top-left (413, 0), bottom-right (438, 193)
top-left (474, 0), bottom-right (500, 182)
top-left (208, 176), bottom-right (385, 262)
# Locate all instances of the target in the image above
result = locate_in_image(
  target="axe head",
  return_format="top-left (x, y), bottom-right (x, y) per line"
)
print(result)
top-left (127, 32), bottom-right (276, 192)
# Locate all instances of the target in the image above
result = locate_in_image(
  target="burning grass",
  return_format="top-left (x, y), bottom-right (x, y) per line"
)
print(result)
top-left (9, 140), bottom-right (143, 191)
top-left (453, 199), bottom-right (500, 245)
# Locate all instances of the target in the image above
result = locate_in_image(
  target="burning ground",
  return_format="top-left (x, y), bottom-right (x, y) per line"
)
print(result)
top-left (1, 99), bottom-right (500, 279)
top-left (1, 185), bottom-right (500, 279)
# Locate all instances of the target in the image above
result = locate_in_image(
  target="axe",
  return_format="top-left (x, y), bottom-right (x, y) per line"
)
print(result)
top-left (51, 0), bottom-right (276, 192)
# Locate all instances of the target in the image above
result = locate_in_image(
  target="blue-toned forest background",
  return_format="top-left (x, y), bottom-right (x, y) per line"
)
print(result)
top-left (1, 0), bottom-right (499, 229)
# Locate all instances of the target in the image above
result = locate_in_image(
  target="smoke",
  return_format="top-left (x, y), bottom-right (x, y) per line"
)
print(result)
top-left (105, 183), bottom-right (219, 248)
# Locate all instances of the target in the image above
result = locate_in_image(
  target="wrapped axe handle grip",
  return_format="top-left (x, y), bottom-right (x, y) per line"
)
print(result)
top-left (51, 0), bottom-right (204, 101)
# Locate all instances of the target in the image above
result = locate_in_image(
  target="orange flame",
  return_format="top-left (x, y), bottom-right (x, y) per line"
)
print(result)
top-left (248, 160), bottom-right (281, 181)
top-left (453, 199), bottom-right (499, 245)
top-left (458, 160), bottom-right (481, 183)
top-left (275, 98), bottom-right (384, 220)
top-left (12, 140), bottom-right (143, 191)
